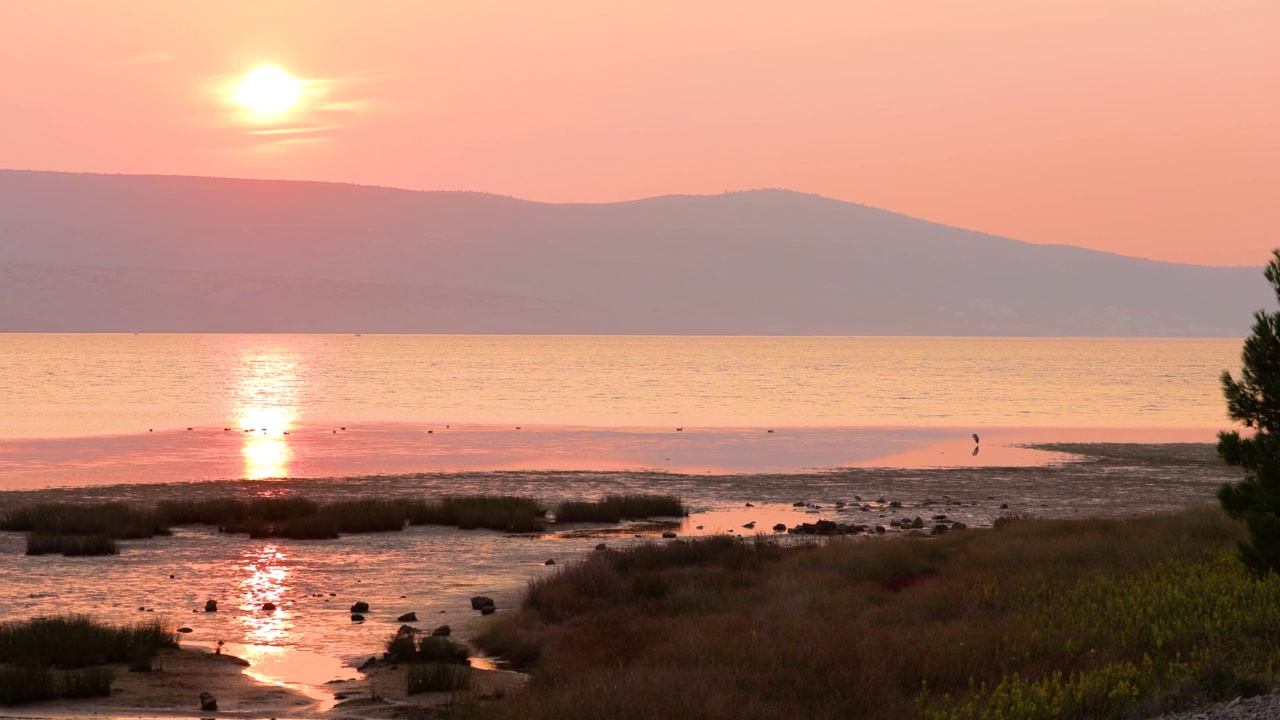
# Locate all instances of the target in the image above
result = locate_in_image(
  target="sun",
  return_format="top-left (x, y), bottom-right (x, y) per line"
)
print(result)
top-left (233, 66), bottom-right (302, 119)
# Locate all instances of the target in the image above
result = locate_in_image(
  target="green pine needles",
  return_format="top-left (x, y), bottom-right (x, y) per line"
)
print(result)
top-left (1218, 250), bottom-right (1280, 576)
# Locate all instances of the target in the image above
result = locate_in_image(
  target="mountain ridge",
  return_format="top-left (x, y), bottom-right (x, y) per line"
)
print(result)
top-left (0, 169), bottom-right (1265, 335)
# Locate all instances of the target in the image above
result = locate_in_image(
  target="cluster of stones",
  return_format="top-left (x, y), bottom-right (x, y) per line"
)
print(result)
top-left (787, 516), bottom-right (968, 536)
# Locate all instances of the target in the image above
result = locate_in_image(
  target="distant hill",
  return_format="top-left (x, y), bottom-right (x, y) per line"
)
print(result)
top-left (0, 170), bottom-right (1266, 335)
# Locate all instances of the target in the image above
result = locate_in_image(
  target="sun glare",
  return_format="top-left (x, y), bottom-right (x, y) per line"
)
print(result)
top-left (233, 65), bottom-right (302, 118)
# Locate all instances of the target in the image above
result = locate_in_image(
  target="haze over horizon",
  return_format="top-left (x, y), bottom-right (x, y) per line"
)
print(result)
top-left (2, 1), bottom-right (1276, 267)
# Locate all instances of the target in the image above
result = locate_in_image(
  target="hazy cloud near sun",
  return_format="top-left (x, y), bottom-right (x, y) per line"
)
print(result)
top-left (203, 68), bottom-right (379, 153)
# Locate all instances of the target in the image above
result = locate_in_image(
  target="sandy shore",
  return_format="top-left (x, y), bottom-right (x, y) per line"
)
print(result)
top-left (0, 649), bottom-right (313, 718)
top-left (0, 646), bottom-right (524, 720)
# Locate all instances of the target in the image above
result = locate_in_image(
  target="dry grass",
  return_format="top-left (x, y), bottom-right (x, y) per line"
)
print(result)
top-left (469, 506), bottom-right (1277, 720)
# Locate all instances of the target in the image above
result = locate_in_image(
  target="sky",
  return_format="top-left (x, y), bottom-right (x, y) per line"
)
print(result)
top-left (0, 0), bottom-right (1276, 267)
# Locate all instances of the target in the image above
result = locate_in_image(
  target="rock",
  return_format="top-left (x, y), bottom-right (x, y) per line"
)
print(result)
top-left (931, 524), bottom-right (949, 535)
top-left (595, 543), bottom-right (607, 551)
top-left (397, 612), bottom-right (417, 622)
top-left (792, 501), bottom-right (805, 507)
top-left (889, 500), bottom-right (903, 508)
top-left (357, 656), bottom-right (377, 671)
top-left (545, 559), bottom-right (555, 565)
top-left (204, 599), bottom-right (217, 612)
top-left (932, 515), bottom-right (948, 521)
top-left (480, 605), bottom-right (496, 615)
top-left (351, 613), bottom-right (365, 622)
top-left (432, 625), bottom-right (451, 637)
top-left (745, 502), bottom-right (754, 507)
top-left (262, 602), bottom-right (276, 611)
top-left (1000, 503), bottom-right (1009, 509)
top-left (952, 522), bottom-right (968, 530)
top-left (875, 526), bottom-right (886, 534)
top-left (470, 596), bottom-right (495, 610)
top-left (396, 624), bottom-right (418, 637)
top-left (199, 692), bottom-right (217, 711)
top-left (350, 601), bottom-right (370, 613)
top-left (889, 519), bottom-right (902, 528)
top-left (662, 531), bottom-right (677, 538)
top-left (178, 627), bottom-right (193, 633)
top-left (773, 523), bottom-right (787, 532)
top-left (334, 692), bottom-right (350, 700)
top-left (742, 522), bottom-right (756, 529)
top-left (911, 517), bottom-right (924, 529)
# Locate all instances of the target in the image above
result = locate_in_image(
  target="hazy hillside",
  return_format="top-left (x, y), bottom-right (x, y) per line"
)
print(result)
top-left (0, 170), bottom-right (1266, 335)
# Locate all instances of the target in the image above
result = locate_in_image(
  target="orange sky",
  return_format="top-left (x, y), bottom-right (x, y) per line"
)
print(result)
top-left (1, 1), bottom-right (1276, 266)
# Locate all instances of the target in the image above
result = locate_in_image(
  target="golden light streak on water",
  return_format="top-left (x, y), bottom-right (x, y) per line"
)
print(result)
top-left (239, 544), bottom-right (292, 645)
top-left (233, 347), bottom-right (303, 479)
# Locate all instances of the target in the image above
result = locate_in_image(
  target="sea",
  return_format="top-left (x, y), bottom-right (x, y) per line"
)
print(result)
top-left (0, 334), bottom-right (1247, 704)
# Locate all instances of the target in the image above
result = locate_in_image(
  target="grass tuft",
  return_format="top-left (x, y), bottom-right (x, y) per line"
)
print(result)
top-left (384, 632), bottom-right (471, 665)
top-left (407, 663), bottom-right (471, 694)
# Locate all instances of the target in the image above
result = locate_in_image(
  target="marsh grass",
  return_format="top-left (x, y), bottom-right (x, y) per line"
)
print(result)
top-left (0, 666), bottom-right (113, 704)
top-left (59, 667), bottom-right (114, 699)
top-left (26, 533), bottom-right (118, 556)
top-left (0, 616), bottom-right (171, 705)
top-left (6, 496), bottom-right (548, 544)
top-left (0, 666), bottom-right (55, 705)
top-left (407, 496), bottom-right (546, 533)
top-left (1, 503), bottom-right (169, 540)
top-left (0, 616), bottom-right (177, 670)
top-left (553, 494), bottom-right (685, 523)
top-left (155, 495), bottom-right (544, 536)
top-left (407, 663), bottom-right (472, 694)
top-left (472, 506), bottom-right (1280, 720)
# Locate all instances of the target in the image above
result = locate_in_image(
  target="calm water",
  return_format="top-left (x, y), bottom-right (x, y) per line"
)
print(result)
top-left (0, 334), bottom-right (1242, 486)
top-left (0, 334), bottom-right (1246, 707)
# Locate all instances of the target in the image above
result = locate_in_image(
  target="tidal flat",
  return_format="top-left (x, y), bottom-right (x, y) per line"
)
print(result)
top-left (0, 442), bottom-right (1250, 719)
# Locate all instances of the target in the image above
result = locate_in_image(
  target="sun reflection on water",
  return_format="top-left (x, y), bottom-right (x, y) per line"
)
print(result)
top-left (239, 544), bottom-right (292, 646)
top-left (233, 348), bottom-right (303, 479)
